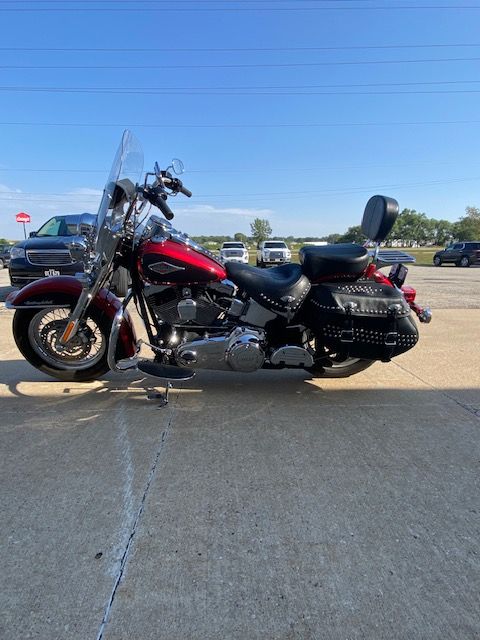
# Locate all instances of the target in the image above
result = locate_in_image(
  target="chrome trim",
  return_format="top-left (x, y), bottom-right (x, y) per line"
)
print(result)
top-left (106, 291), bottom-right (139, 372)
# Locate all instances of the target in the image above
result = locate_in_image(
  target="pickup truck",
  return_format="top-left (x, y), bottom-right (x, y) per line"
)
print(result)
top-left (256, 240), bottom-right (291, 267)
top-left (219, 241), bottom-right (249, 264)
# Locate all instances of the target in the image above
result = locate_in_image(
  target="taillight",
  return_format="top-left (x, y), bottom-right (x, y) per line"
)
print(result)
top-left (401, 285), bottom-right (416, 303)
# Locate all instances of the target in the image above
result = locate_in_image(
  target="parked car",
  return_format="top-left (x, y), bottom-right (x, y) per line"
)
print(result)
top-left (433, 241), bottom-right (480, 267)
top-left (9, 213), bottom-right (130, 295)
top-left (0, 244), bottom-right (12, 269)
top-left (219, 241), bottom-right (249, 264)
top-left (256, 240), bottom-right (291, 267)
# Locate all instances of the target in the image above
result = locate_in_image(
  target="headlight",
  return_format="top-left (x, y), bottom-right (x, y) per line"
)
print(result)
top-left (10, 247), bottom-right (25, 259)
top-left (286, 251), bottom-right (291, 258)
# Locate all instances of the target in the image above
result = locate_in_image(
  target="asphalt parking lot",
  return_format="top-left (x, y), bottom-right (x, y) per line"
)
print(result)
top-left (1, 266), bottom-right (479, 639)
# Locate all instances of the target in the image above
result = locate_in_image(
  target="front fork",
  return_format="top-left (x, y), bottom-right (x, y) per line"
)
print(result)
top-left (58, 267), bottom-right (111, 345)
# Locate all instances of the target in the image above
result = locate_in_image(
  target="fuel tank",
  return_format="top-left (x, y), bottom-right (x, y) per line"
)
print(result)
top-left (138, 237), bottom-right (227, 285)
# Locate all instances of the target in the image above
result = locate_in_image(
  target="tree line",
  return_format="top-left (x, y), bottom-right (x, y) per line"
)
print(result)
top-left (191, 206), bottom-right (480, 247)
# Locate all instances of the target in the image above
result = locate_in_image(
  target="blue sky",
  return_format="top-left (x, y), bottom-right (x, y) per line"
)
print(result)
top-left (0, 1), bottom-right (479, 240)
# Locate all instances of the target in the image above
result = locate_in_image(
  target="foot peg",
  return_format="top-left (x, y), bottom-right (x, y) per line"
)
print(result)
top-left (137, 360), bottom-right (195, 380)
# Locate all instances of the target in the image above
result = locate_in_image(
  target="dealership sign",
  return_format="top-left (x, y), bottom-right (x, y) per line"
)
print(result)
top-left (16, 212), bottom-right (31, 223)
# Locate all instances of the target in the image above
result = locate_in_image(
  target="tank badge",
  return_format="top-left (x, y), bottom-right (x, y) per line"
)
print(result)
top-left (149, 261), bottom-right (186, 275)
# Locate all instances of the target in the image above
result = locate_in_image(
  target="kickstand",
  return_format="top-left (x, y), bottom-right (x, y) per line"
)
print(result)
top-left (146, 381), bottom-right (172, 408)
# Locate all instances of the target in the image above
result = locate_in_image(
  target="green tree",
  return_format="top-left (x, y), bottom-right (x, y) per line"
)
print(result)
top-left (391, 209), bottom-right (431, 246)
top-left (250, 218), bottom-right (272, 244)
top-left (428, 218), bottom-right (454, 246)
top-left (453, 206), bottom-right (480, 241)
top-left (234, 232), bottom-right (248, 243)
top-left (337, 225), bottom-right (366, 244)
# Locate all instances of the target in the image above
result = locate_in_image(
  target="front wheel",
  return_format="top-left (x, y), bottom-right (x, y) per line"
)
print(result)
top-left (13, 306), bottom-right (115, 381)
top-left (460, 256), bottom-right (470, 267)
top-left (433, 256), bottom-right (442, 266)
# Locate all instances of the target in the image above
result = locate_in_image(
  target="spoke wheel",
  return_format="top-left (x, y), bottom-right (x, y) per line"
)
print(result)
top-left (13, 305), bottom-right (122, 381)
top-left (28, 308), bottom-right (106, 371)
top-left (306, 338), bottom-right (374, 378)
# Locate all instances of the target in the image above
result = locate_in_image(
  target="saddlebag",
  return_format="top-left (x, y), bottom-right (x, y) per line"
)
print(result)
top-left (305, 281), bottom-right (418, 362)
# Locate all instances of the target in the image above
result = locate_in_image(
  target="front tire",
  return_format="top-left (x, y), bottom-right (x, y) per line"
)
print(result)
top-left (13, 305), bottom-right (118, 381)
top-left (460, 256), bottom-right (470, 267)
top-left (433, 256), bottom-right (442, 266)
top-left (110, 266), bottom-right (130, 297)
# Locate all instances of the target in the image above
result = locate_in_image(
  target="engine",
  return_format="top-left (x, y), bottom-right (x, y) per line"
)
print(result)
top-left (175, 327), bottom-right (315, 373)
top-left (144, 281), bottom-right (234, 327)
top-left (176, 327), bottom-right (265, 372)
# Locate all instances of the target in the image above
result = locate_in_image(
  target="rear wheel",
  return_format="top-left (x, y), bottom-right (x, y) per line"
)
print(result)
top-left (13, 306), bottom-right (115, 381)
top-left (460, 256), bottom-right (470, 267)
top-left (307, 355), bottom-right (374, 378)
top-left (0, 258), bottom-right (4, 269)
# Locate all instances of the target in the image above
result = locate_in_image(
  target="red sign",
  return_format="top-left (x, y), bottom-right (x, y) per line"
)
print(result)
top-left (16, 212), bottom-right (31, 223)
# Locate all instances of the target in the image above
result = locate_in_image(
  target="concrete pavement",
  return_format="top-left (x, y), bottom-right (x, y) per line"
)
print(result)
top-left (0, 268), bottom-right (479, 639)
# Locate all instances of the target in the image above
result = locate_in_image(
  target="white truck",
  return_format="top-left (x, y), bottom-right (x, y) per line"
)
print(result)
top-left (219, 241), bottom-right (249, 264)
top-left (256, 240), bottom-right (291, 267)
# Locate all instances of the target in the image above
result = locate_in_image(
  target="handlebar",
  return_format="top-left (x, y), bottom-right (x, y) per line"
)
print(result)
top-left (142, 186), bottom-right (174, 220)
top-left (156, 195), bottom-right (175, 221)
top-left (178, 183), bottom-right (192, 198)
top-left (141, 168), bottom-right (192, 221)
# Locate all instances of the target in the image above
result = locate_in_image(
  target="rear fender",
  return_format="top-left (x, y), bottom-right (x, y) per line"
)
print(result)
top-left (6, 276), bottom-right (136, 357)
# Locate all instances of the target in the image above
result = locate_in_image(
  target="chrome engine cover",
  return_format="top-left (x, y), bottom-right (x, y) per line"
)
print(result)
top-left (175, 327), bottom-right (265, 372)
top-left (225, 327), bottom-right (265, 372)
top-left (269, 345), bottom-right (314, 368)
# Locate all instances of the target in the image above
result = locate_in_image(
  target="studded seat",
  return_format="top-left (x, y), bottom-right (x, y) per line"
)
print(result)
top-left (225, 262), bottom-right (311, 316)
top-left (299, 243), bottom-right (369, 282)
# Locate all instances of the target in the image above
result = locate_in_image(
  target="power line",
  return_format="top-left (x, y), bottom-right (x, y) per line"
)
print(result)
top-left (0, 56), bottom-right (480, 71)
top-left (0, 119), bottom-right (479, 129)
top-left (0, 86), bottom-right (479, 96)
top-left (0, 176), bottom-right (479, 203)
top-left (1, 80), bottom-right (477, 88)
top-left (0, 159), bottom-right (468, 175)
top-left (1, 57), bottom-right (480, 71)
top-left (2, 4), bottom-right (480, 11)
top-left (1, 43), bottom-right (479, 52)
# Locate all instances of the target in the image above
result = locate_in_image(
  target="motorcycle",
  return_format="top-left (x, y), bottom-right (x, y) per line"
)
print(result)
top-left (7, 130), bottom-right (431, 385)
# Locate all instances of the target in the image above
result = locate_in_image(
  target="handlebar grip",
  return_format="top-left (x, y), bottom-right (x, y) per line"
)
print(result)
top-left (179, 184), bottom-right (192, 198)
top-left (156, 195), bottom-right (174, 220)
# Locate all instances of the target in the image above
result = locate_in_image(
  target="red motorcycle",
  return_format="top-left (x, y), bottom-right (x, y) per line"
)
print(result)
top-left (7, 131), bottom-right (431, 384)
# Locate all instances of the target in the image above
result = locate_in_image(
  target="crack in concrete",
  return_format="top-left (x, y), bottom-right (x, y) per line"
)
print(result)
top-left (95, 390), bottom-right (179, 640)
top-left (393, 360), bottom-right (480, 420)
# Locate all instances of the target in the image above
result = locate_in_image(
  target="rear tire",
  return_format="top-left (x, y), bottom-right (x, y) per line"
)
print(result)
top-left (0, 258), bottom-right (4, 269)
top-left (13, 305), bottom-right (121, 382)
top-left (307, 357), bottom-right (374, 378)
top-left (460, 256), bottom-right (470, 267)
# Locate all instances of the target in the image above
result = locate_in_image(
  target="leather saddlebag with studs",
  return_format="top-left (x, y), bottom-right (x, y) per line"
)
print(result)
top-left (304, 281), bottom-right (419, 362)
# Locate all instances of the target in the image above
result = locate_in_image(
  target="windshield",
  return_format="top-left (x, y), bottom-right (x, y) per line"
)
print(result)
top-left (36, 216), bottom-right (79, 237)
top-left (265, 242), bottom-right (287, 248)
top-left (95, 130), bottom-right (143, 265)
top-left (223, 243), bottom-right (245, 249)
top-left (97, 130), bottom-right (143, 235)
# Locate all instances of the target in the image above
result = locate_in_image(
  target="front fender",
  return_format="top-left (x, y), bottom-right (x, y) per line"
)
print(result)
top-left (6, 276), bottom-right (137, 357)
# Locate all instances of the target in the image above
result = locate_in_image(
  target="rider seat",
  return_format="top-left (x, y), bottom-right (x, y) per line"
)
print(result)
top-left (225, 262), bottom-right (311, 316)
top-left (299, 244), bottom-right (369, 282)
